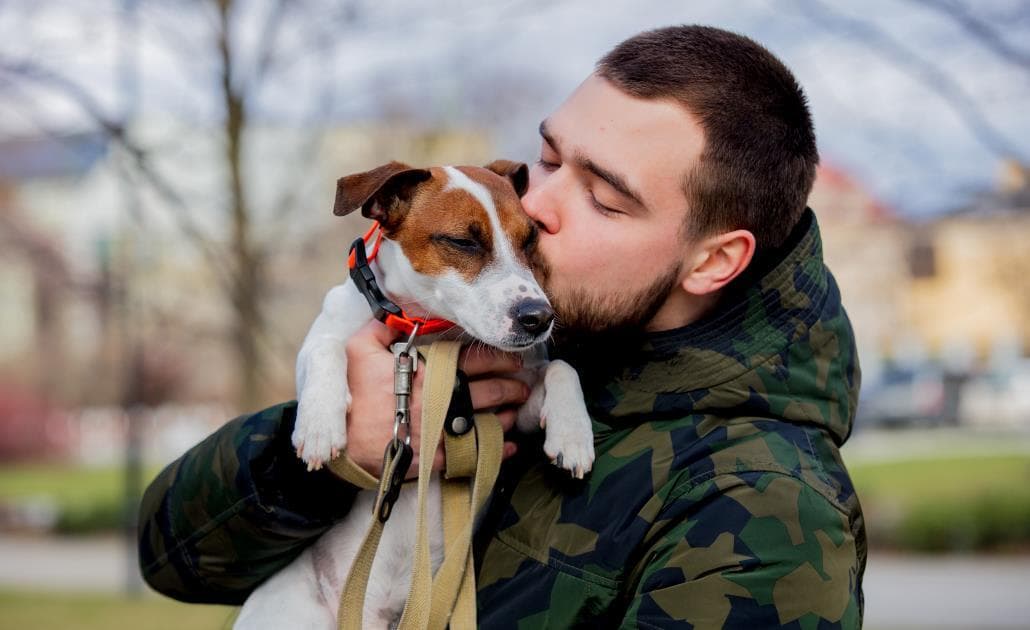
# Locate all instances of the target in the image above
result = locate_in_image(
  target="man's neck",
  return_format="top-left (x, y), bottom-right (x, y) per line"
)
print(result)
top-left (644, 289), bottom-right (720, 333)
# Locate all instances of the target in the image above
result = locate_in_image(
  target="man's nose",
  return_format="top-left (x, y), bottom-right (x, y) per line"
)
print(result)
top-left (521, 174), bottom-right (560, 235)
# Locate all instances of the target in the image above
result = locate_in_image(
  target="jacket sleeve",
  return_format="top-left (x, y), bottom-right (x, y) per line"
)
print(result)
top-left (138, 401), bottom-right (361, 604)
top-left (619, 471), bottom-right (863, 629)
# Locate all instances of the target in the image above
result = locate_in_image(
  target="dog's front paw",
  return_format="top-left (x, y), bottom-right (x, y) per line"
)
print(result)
top-left (292, 388), bottom-right (350, 471)
top-left (541, 402), bottom-right (595, 480)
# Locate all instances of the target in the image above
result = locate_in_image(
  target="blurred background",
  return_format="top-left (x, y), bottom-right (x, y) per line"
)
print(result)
top-left (1, 0), bottom-right (1028, 628)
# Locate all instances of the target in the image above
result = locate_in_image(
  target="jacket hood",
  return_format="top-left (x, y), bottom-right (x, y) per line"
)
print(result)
top-left (562, 209), bottom-right (861, 447)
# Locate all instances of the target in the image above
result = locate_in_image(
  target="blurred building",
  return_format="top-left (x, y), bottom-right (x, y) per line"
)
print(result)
top-left (905, 160), bottom-right (1030, 360)
top-left (815, 161), bottom-right (1030, 364)
top-left (814, 160), bottom-right (1030, 429)
top-left (0, 133), bottom-right (112, 397)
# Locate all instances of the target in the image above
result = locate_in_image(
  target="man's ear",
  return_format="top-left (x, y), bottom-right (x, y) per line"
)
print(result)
top-left (681, 229), bottom-right (756, 296)
top-left (333, 161), bottom-right (432, 226)
top-left (484, 159), bottom-right (529, 197)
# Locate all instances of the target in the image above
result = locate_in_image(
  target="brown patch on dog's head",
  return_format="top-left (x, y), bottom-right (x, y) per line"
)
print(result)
top-left (386, 167), bottom-right (493, 283)
top-left (459, 165), bottom-right (540, 269)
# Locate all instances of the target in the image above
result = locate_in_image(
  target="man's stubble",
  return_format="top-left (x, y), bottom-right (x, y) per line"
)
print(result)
top-left (538, 258), bottom-right (683, 346)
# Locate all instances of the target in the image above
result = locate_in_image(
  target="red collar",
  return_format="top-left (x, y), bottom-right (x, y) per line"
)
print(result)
top-left (347, 222), bottom-right (455, 336)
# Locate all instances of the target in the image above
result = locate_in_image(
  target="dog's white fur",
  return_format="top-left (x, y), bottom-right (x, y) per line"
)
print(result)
top-left (234, 166), bottom-right (594, 629)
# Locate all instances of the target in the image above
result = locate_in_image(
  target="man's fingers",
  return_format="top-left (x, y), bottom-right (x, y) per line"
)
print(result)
top-left (469, 377), bottom-right (529, 410)
top-left (495, 409), bottom-right (517, 433)
top-left (405, 443), bottom-right (446, 479)
top-left (346, 320), bottom-right (401, 358)
top-left (459, 345), bottom-right (522, 375)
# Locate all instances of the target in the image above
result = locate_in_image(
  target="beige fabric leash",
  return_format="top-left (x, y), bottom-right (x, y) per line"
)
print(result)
top-left (327, 452), bottom-right (380, 491)
top-left (336, 340), bottom-right (503, 630)
top-left (429, 417), bottom-right (501, 628)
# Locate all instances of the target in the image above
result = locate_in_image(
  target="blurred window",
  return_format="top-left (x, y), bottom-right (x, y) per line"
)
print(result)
top-left (908, 233), bottom-right (937, 279)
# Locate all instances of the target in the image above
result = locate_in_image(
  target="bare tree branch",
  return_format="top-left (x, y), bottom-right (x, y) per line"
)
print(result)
top-left (0, 57), bottom-right (236, 287)
top-left (905, 0), bottom-right (1030, 73)
top-left (0, 59), bottom-right (119, 135)
top-left (252, 76), bottom-right (338, 261)
top-left (792, 0), bottom-right (1027, 161)
top-left (248, 0), bottom-right (291, 91)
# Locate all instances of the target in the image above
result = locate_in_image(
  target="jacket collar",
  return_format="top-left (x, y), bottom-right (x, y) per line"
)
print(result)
top-left (560, 209), bottom-right (860, 446)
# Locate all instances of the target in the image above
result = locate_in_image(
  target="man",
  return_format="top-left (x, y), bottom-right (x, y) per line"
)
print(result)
top-left (139, 25), bottom-right (865, 628)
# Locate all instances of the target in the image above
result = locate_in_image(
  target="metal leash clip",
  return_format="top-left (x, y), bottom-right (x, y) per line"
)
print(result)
top-left (390, 323), bottom-right (420, 446)
top-left (377, 324), bottom-right (420, 522)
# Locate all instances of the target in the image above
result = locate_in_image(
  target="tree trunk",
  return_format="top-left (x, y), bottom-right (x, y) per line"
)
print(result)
top-left (217, 0), bottom-right (264, 410)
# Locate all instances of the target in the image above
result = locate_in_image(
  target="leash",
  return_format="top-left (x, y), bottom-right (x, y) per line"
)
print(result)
top-left (335, 338), bottom-right (503, 630)
top-left (348, 222), bottom-right (456, 336)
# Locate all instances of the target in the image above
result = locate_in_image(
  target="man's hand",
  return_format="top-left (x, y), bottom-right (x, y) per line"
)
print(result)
top-left (343, 320), bottom-right (528, 478)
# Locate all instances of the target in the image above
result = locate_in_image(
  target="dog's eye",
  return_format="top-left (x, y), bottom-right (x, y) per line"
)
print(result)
top-left (434, 234), bottom-right (483, 253)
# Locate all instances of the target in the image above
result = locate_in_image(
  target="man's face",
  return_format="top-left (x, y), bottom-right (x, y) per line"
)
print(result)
top-left (522, 74), bottom-right (706, 336)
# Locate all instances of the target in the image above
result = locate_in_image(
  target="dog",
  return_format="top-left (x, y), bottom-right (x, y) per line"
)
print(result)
top-left (233, 160), bottom-right (595, 629)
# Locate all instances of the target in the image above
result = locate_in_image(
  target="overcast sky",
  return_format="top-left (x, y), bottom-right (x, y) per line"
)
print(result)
top-left (2, 0), bottom-right (1028, 218)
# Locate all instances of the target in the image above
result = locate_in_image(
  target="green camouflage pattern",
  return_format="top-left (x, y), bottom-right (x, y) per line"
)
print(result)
top-left (473, 208), bottom-right (864, 628)
top-left (140, 208), bottom-right (865, 627)
top-left (138, 402), bottom-right (361, 604)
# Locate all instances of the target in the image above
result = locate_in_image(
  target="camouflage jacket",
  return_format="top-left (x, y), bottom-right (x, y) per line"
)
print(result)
top-left (139, 209), bottom-right (865, 628)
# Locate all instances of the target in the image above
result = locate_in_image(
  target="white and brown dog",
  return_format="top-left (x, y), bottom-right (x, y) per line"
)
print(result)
top-left (234, 161), bottom-right (594, 629)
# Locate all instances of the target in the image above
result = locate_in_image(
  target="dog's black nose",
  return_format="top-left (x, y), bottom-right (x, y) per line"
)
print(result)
top-left (513, 300), bottom-right (554, 336)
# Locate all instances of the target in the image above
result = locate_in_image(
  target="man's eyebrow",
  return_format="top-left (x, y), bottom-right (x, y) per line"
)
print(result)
top-left (538, 120), bottom-right (558, 151)
top-left (539, 119), bottom-right (645, 209)
top-left (576, 154), bottom-right (645, 208)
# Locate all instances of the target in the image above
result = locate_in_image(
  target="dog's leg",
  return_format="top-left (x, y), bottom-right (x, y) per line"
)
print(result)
top-left (294, 282), bottom-right (372, 469)
top-left (516, 364), bottom-right (548, 434)
top-left (537, 360), bottom-right (595, 479)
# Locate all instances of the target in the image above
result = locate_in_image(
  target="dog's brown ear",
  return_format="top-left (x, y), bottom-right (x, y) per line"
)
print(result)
top-left (333, 161), bottom-right (432, 226)
top-left (485, 160), bottom-right (529, 197)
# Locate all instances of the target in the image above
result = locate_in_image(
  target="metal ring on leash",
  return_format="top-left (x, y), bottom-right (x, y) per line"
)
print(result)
top-left (391, 322), bottom-right (421, 446)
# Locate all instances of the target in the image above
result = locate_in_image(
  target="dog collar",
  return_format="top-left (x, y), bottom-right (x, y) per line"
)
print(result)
top-left (347, 222), bottom-right (456, 336)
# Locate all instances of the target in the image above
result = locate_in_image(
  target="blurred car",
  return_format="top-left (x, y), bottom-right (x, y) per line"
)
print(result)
top-left (855, 365), bottom-right (947, 429)
top-left (959, 359), bottom-right (1030, 429)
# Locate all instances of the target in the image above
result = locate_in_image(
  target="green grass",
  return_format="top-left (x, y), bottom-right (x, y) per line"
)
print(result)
top-left (0, 590), bottom-right (237, 630)
top-left (850, 454), bottom-right (1030, 503)
top-left (0, 463), bottom-right (165, 534)
top-left (850, 453), bottom-right (1030, 552)
top-left (0, 463), bottom-right (163, 505)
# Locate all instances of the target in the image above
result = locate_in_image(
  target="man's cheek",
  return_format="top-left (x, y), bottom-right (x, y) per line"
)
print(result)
top-left (539, 268), bottom-right (560, 302)
top-left (530, 248), bottom-right (553, 285)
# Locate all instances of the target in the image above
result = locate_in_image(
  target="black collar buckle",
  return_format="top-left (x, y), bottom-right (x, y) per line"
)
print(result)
top-left (349, 237), bottom-right (402, 323)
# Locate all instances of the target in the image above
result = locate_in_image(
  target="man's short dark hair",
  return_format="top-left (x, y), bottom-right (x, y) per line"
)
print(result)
top-left (597, 25), bottom-right (818, 249)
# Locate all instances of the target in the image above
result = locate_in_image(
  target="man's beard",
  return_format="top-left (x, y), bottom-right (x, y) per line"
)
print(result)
top-left (543, 262), bottom-right (683, 347)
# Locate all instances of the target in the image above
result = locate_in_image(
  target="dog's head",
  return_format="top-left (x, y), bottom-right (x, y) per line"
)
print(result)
top-left (334, 160), bottom-right (552, 351)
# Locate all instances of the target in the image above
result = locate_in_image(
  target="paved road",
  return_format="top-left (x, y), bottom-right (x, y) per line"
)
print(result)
top-left (1, 536), bottom-right (1028, 627)
top-left (0, 534), bottom-right (139, 593)
top-left (863, 554), bottom-right (1030, 629)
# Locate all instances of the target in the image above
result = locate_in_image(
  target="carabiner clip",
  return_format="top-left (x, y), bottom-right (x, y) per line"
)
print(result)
top-left (377, 438), bottom-right (413, 522)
